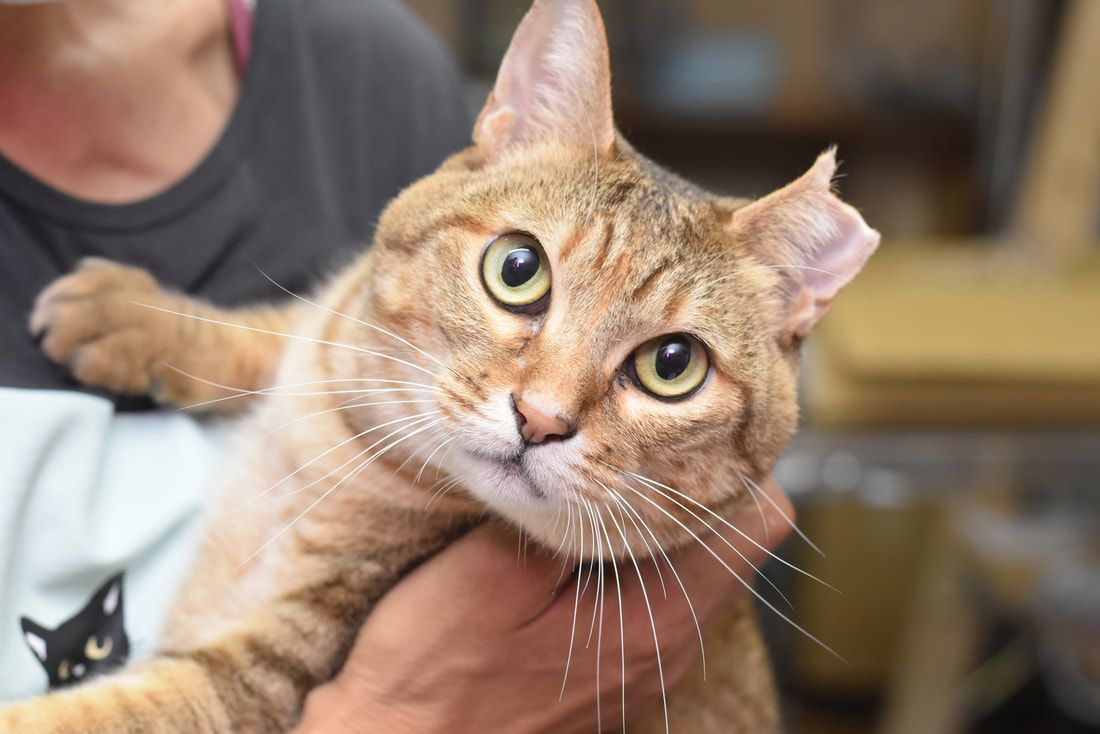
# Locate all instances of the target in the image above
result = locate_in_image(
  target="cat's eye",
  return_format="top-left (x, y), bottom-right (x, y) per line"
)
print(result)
top-left (85, 635), bottom-right (112, 661)
top-left (481, 233), bottom-right (551, 312)
top-left (58, 659), bottom-right (70, 681)
top-left (631, 334), bottom-right (709, 399)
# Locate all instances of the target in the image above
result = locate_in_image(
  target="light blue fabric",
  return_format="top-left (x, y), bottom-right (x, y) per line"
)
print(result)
top-left (0, 388), bottom-right (227, 702)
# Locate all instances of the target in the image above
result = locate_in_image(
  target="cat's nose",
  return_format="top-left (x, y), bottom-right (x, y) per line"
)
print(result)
top-left (512, 395), bottom-right (574, 445)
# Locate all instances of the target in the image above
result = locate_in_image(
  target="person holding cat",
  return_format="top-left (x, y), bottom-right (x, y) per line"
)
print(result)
top-left (0, 0), bottom-right (794, 731)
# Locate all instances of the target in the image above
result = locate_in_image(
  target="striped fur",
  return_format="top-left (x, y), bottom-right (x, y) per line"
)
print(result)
top-left (9, 2), bottom-right (877, 731)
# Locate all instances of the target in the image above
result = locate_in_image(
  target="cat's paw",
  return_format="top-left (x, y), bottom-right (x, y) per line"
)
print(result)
top-left (29, 257), bottom-right (182, 397)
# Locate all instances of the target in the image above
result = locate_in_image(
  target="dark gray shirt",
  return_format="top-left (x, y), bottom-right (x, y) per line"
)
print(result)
top-left (0, 0), bottom-right (471, 404)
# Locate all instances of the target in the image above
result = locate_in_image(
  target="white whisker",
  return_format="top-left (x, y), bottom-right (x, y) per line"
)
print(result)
top-left (168, 371), bottom-right (440, 412)
top-left (264, 398), bottom-right (437, 437)
top-left (738, 471), bottom-right (824, 557)
top-left (611, 464), bottom-right (834, 593)
top-left (237, 418), bottom-right (445, 568)
top-left (241, 411), bottom-right (440, 508)
top-left (620, 473), bottom-right (794, 608)
top-left (414, 436), bottom-right (457, 486)
top-left (601, 481), bottom-right (707, 680)
top-left (593, 478), bottom-right (666, 598)
top-left (595, 506), bottom-right (628, 734)
top-left (604, 508), bottom-right (668, 734)
top-left (559, 495), bottom-right (586, 701)
top-left (614, 472), bottom-right (844, 662)
top-left (251, 266), bottom-right (474, 387)
top-left (132, 301), bottom-right (443, 382)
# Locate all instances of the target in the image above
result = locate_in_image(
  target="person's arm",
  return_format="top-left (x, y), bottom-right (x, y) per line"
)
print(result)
top-left (294, 479), bottom-right (794, 734)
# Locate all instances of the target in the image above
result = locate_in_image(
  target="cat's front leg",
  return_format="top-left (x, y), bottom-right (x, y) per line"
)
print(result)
top-left (29, 257), bottom-right (295, 412)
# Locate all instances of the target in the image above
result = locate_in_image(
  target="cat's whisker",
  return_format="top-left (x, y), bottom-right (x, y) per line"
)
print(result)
top-left (743, 474), bottom-right (770, 544)
top-left (592, 478), bottom-right (666, 598)
top-left (599, 481), bottom-right (707, 681)
top-left (738, 470), bottom-right (824, 557)
top-left (435, 440), bottom-right (458, 481)
top-left (610, 463), bottom-right (835, 593)
top-left (414, 435), bottom-right (457, 486)
top-left (390, 424), bottom-right (452, 479)
top-left (583, 501), bottom-right (604, 651)
top-left (594, 506), bottom-right (628, 734)
top-left (424, 478), bottom-right (461, 509)
top-left (558, 494), bottom-right (586, 702)
top-left (264, 398), bottom-right (437, 437)
top-left (552, 500), bottom-right (577, 587)
top-left (612, 474), bottom-right (844, 663)
top-left (237, 417), bottom-right (446, 568)
top-left (132, 301), bottom-right (444, 382)
top-left (166, 370), bottom-right (441, 412)
top-left (586, 501), bottom-right (607, 733)
top-left (604, 507), bottom-right (669, 734)
top-left (250, 265), bottom-right (475, 388)
top-left (552, 491), bottom-right (577, 560)
top-left (239, 411), bottom-right (440, 508)
top-left (615, 472), bottom-right (794, 608)
top-left (253, 413), bottom-right (442, 507)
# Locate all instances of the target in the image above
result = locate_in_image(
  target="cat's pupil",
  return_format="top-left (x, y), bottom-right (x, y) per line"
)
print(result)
top-left (655, 337), bottom-right (691, 381)
top-left (501, 247), bottom-right (540, 287)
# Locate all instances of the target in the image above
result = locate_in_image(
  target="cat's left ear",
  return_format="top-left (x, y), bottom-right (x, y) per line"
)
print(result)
top-left (94, 573), bottom-right (124, 617)
top-left (473, 0), bottom-right (615, 159)
top-left (731, 148), bottom-right (880, 340)
top-left (20, 617), bottom-right (49, 662)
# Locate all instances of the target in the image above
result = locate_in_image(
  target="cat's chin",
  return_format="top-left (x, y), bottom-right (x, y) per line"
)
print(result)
top-left (459, 449), bottom-right (548, 504)
top-left (451, 449), bottom-right (576, 544)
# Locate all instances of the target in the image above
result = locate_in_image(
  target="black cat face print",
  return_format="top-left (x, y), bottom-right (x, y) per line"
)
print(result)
top-left (20, 573), bottom-right (131, 690)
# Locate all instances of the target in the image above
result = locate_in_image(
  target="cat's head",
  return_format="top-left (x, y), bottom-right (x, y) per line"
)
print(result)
top-left (20, 573), bottom-right (130, 689)
top-left (336, 0), bottom-right (878, 555)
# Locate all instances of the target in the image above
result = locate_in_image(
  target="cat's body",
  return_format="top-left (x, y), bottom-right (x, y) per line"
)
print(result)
top-left (3, 1), bottom-right (878, 731)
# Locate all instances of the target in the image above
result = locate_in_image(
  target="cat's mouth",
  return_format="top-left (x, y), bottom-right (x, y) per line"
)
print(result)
top-left (461, 448), bottom-right (548, 501)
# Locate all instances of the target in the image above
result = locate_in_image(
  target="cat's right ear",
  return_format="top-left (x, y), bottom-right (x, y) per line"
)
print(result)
top-left (473, 0), bottom-right (615, 160)
top-left (20, 617), bottom-right (49, 662)
top-left (730, 149), bottom-right (879, 341)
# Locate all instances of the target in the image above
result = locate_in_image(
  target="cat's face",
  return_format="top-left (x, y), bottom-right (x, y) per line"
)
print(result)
top-left (21, 574), bottom-right (130, 690)
top-left (333, 0), bottom-right (877, 557)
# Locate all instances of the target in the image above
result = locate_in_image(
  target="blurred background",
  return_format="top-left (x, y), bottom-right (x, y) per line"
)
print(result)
top-left (407, 1), bottom-right (1100, 732)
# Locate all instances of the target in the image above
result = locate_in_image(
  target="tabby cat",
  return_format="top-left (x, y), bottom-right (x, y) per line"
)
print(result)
top-left (4, 0), bottom-right (878, 731)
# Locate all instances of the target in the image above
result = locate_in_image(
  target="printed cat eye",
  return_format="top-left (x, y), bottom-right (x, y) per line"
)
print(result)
top-left (480, 233), bottom-right (551, 313)
top-left (631, 333), bottom-right (709, 399)
top-left (85, 635), bottom-right (113, 661)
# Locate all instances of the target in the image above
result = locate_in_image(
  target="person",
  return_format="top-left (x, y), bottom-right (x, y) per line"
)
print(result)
top-left (0, 0), bottom-right (792, 729)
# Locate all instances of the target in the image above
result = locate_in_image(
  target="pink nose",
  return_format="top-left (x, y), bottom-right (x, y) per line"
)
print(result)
top-left (513, 396), bottom-right (572, 445)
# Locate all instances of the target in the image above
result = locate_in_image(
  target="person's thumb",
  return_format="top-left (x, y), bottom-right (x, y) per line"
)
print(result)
top-left (382, 520), bottom-right (570, 630)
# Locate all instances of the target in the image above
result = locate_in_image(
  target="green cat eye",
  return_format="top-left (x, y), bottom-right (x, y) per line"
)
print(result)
top-left (632, 334), bottom-right (709, 399)
top-left (481, 233), bottom-right (551, 312)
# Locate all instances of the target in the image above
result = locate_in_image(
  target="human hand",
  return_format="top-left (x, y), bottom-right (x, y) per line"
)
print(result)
top-left (295, 479), bottom-right (794, 734)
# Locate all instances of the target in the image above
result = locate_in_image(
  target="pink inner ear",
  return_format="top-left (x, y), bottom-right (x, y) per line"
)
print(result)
top-left (473, 0), bottom-right (615, 157)
top-left (793, 197), bottom-right (880, 336)
top-left (731, 149), bottom-right (880, 339)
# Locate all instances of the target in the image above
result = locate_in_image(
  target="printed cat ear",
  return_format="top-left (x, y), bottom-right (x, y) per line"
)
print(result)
top-left (20, 618), bottom-right (49, 662)
top-left (95, 572), bottom-right (124, 616)
top-left (730, 148), bottom-right (880, 340)
top-left (473, 0), bottom-right (615, 159)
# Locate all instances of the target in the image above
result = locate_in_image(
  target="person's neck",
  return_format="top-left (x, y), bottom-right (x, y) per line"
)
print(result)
top-left (0, 0), bottom-right (238, 203)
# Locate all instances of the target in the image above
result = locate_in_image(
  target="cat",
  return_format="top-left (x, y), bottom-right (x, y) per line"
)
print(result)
top-left (20, 574), bottom-right (131, 691)
top-left (4, 0), bottom-right (878, 731)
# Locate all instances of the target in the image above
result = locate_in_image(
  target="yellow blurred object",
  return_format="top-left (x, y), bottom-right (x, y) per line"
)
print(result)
top-left (808, 243), bottom-right (1100, 426)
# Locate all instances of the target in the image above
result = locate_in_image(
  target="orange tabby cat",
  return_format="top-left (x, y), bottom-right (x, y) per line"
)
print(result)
top-left (5, 1), bottom-right (878, 731)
